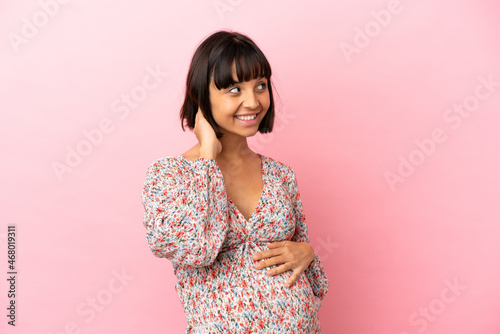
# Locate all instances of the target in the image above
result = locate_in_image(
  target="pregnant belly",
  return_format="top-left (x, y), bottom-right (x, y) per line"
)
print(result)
top-left (229, 264), bottom-right (322, 332)
top-left (174, 245), bottom-right (322, 333)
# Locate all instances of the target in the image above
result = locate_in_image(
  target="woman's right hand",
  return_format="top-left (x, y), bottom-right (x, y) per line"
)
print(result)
top-left (194, 107), bottom-right (222, 160)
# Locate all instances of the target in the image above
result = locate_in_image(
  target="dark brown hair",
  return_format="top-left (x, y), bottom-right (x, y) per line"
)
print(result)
top-left (180, 30), bottom-right (275, 138)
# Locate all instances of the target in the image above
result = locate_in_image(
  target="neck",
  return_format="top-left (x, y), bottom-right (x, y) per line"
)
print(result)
top-left (217, 131), bottom-right (253, 161)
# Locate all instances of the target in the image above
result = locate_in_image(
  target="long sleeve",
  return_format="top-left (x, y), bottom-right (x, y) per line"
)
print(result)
top-left (141, 157), bottom-right (229, 267)
top-left (286, 168), bottom-right (329, 300)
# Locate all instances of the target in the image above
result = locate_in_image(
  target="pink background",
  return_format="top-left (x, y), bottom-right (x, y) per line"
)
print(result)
top-left (1, 0), bottom-right (500, 333)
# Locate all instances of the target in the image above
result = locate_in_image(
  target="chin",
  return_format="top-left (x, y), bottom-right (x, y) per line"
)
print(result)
top-left (219, 126), bottom-right (261, 138)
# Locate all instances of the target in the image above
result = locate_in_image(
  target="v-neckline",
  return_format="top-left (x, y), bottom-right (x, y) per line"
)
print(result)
top-left (176, 153), bottom-right (266, 224)
top-left (227, 153), bottom-right (266, 224)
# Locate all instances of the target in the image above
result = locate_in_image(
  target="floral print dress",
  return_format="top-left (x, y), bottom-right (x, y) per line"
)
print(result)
top-left (142, 153), bottom-right (329, 333)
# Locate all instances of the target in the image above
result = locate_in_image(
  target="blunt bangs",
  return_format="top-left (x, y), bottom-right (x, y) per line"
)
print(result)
top-left (211, 40), bottom-right (272, 90)
top-left (180, 30), bottom-right (276, 138)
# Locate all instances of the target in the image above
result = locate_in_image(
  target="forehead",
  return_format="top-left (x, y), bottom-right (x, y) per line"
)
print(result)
top-left (211, 47), bottom-right (271, 90)
top-left (210, 63), bottom-right (266, 88)
top-left (228, 61), bottom-right (266, 82)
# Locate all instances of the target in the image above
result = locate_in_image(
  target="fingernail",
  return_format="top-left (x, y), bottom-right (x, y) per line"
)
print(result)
top-left (285, 283), bottom-right (291, 288)
top-left (255, 263), bottom-right (260, 269)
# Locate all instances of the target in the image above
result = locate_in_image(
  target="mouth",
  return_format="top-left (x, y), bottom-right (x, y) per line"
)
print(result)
top-left (234, 112), bottom-right (261, 126)
top-left (234, 112), bottom-right (259, 121)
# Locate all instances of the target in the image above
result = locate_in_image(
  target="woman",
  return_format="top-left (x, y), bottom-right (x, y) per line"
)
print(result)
top-left (142, 30), bottom-right (329, 333)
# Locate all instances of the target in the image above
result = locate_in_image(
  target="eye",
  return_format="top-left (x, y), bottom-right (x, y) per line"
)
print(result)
top-left (228, 87), bottom-right (240, 93)
top-left (257, 82), bottom-right (267, 90)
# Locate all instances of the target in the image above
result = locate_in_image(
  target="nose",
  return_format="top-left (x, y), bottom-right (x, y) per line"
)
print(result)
top-left (242, 91), bottom-right (260, 110)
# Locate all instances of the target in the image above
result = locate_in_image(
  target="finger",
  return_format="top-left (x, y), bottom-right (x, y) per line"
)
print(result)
top-left (266, 262), bottom-right (292, 276)
top-left (254, 241), bottom-right (291, 260)
top-left (195, 108), bottom-right (205, 123)
top-left (285, 270), bottom-right (301, 288)
top-left (253, 248), bottom-right (280, 261)
top-left (255, 255), bottom-right (287, 269)
top-left (266, 241), bottom-right (288, 249)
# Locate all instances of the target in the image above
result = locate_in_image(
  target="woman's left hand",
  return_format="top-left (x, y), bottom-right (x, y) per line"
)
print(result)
top-left (252, 241), bottom-right (315, 288)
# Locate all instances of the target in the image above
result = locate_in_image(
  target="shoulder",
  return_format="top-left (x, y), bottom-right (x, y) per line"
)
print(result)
top-left (261, 154), bottom-right (297, 182)
top-left (144, 156), bottom-right (185, 181)
top-left (146, 155), bottom-right (181, 169)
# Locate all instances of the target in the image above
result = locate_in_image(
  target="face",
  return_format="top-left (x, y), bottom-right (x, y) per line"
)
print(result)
top-left (209, 63), bottom-right (270, 138)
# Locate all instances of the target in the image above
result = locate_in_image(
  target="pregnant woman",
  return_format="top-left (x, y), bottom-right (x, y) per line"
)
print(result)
top-left (141, 30), bottom-right (329, 333)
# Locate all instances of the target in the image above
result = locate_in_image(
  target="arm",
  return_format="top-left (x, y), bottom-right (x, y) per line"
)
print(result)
top-left (141, 157), bottom-right (229, 267)
top-left (287, 168), bottom-right (330, 300)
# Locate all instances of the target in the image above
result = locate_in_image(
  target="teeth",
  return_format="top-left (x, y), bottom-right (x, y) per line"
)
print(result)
top-left (236, 114), bottom-right (256, 121)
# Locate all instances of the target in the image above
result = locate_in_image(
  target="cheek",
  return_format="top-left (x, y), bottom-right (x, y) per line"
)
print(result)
top-left (211, 104), bottom-right (238, 126)
top-left (215, 101), bottom-right (239, 118)
top-left (211, 95), bottom-right (235, 116)
top-left (261, 95), bottom-right (271, 112)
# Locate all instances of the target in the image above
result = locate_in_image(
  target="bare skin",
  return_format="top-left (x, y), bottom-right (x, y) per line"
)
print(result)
top-left (182, 141), bottom-right (262, 221)
top-left (181, 65), bottom-right (315, 287)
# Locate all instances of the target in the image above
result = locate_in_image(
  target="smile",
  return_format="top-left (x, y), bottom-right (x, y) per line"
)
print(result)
top-left (235, 113), bottom-right (258, 121)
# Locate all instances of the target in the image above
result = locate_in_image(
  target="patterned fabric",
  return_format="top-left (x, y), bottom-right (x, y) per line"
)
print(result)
top-left (142, 153), bottom-right (329, 333)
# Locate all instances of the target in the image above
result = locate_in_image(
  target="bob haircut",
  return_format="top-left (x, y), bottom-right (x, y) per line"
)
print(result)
top-left (180, 30), bottom-right (275, 138)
